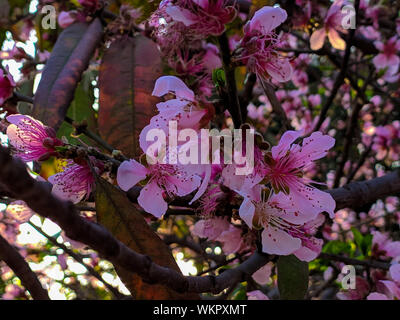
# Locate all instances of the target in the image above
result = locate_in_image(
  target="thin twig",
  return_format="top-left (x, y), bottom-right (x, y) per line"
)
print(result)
top-left (319, 253), bottom-right (390, 270)
top-left (0, 234), bottom-right (49, 300)
top-left (218, 32), bottom-right (243, 128)
top-left (258, 77), bottom-right (293, 131)
top-left (313, 0), bottom-right (360, 132)
top-left (28, 221), bottom-right (128, 300)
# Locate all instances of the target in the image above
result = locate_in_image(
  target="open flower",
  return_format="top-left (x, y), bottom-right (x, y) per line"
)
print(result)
top-left (234, 6), bottom-right (292, 82)
top-left (48, 159), bottom-right (99, 204)
top-left (117, 157), bottom-right (202, 218)
top-left (239, 189), bottom-right (323, 261)
top-left (163, 0), bottom-right (236, 37)
top-left (310, 0), bottom-right (348, 50)
top-left (372, 36), bottom-right (400, 75)
top-left (262, 130), bottom-right (336, 220)
top-left (0, 68), bottom-right (16, 106)
top-left (6, 114), bottom-right (64, 162)
top-left (139, 76), bottom-right (208, 153)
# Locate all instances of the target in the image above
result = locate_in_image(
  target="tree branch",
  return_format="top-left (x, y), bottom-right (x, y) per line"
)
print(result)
top-left (0, 234), bottom-right (50, 300)
top-left (28, 221), bottom-right (128, 300)
top-left (218, 32), bottom-right (242, 128)
top-left (327, 170), bottom-right (400, 210)
top-left (0, 146), bottom-right (399, 294)
top-left (313, 0), bottom-right (360, 132)
top-left (259, 78), bottom-right (293, 131)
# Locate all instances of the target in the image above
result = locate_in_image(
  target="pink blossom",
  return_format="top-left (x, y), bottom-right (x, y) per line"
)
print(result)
top-left (372, 36), bottom-right (400, 75)
top-left (2, 284), bottom-right (24, 300)
top-left (202, 43), bottom-right (222, 72)
top-left (5, 200), bottom-right (34, 223)
top-left (371, 231), bottom-right (400, 259)
top-left (58, 11), bottom-right (78, 29)
top-left (192, 217), bottom-right (230, 240)
top-left (139, 76), bottom-right (208, 153)
top-left (390, 264), bottom-right (400, 283)
top-left (0, 68), bottom-right (16, 106)
top-left (337, 276), bottom-right (370, 300)
top-left (247, 290), bottom-right (269, 300)
top-left (235, 6), bottom-right (292, 82)
top-left (0, 44), bottom-right (28, 62)
top-left (367, 292), bottom-right (389, 300)
top-left (48, 160), bottom-right (98, 204)
top-left (252, 262), bottom-right (273, 285)
top-left (196, 183), bottom-right (226, 217)
top-left (310, 0), bottom-right (348, 50)
top-left (263, 131), bottom-right (336, 219)
top-left (217, 225), bottom-right (244, 254)
top-left (239, 189), bottom-right (323, 260)
top-left (78, 0), bottom-right (99, 12)
top-left (378, 280), bottom-right (400, 300)
top-left (117, 158), bottom-right (202, 218)
top-left (163, 0), bottom-right (236, 37)
top-left (6, 114), bottom-right (64, 162)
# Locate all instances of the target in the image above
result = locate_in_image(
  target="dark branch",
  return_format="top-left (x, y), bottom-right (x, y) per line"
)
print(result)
top-left (218, 32), bottom-right (242, 128)
top-left (0, 234), bottom-right (50, 300)
top-left (313, 0), bottom-right (360, 132)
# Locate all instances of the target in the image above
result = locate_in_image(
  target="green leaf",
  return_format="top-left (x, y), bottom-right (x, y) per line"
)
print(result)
top-left (351, 227), bottom-right (363, 249)
top-left (57, 72), bottom-right (97, 145)
top-left (277, 255), bottom-right (309, 300)
top-left (322, 240), bottom-right (352, 255)
top-left (94, 176), bottom-right (199, 300)
top-left (212, 68), bottom-right (226, 88)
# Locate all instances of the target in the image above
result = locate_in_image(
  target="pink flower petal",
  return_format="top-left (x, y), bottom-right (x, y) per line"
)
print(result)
top-left (261, 226), bottom-right (301, 255)
top-left (290, 131), bottom-right (335, 168)
top-left (138, 181), bottom-right (167, 218)
top-left (367, 292), bottom-right (389, 300)
top-left (247, 290), bottom-right (269, 300)
top-left (117, 160), bottom-right (148, 192)
top-left (389, 264), bottom-right (400, 283)
top-left (373, 53), bottom-right (389, 70)
top-left (252, 262), bottom-right (273, 285)
top-left (165, 5), bottom-right (197, 26)
top-left (293, 245), bottom-right (320, 262)
top-left (310, 28), bottom-right (326, 51)
top-left (152, 76), bottom-right (195, 101)
top-left (249, 6), bottom-right (287, 34)
top-left (265, 56), bottom-right (293, 83)
top-left (239, 198), bottom-right (256, 228)
top-left (327, 28), bottom-right (346, 50)
top-left (271, 130), bottom-right (301, 160)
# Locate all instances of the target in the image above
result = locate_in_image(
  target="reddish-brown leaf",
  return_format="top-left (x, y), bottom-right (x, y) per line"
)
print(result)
top-left (33, 19), bottom-right (103, 131)
top-left (98, 36), bottom-right (161, 158)
top-left (95, 176), bottom-right (199, 299)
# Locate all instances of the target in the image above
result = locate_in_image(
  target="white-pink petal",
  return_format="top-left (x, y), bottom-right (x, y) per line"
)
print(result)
top-left (117, 160), bottom-right (148, 192)
top-left (138, 181), bottom-right (168, 218)
top-left (261, 226), bottom-right (301, 255)
top-left (266, 56), bottom-right (293, 83)
top-left (238, 198), bottom-right (256, 228)
top-left (165, 6), bottom-right (197, 26)
top-left (390, 264), bottom-right (400, 283)
top-left (327, 28), bottom-right (346, 50)
top-left (249, 6), bottom-right (287, 34)
top-left (271, 130), bottom-right (301, 160)
top-left (152, 76), bottom-right (195, 101)
top-left (310, 28), bottom-right (326, 51)
top-left (293, 246), bottom-right (319, 262)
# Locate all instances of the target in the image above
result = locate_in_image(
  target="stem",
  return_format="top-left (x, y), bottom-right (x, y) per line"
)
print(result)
top-left (0, 234), bottom-right (50, 300)
top-left (218, 32), bottom-right (243, 128)
top-left (28, 221), bottom-right (128, 300)
top-left (64, 116), bottom-right (115, 154)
